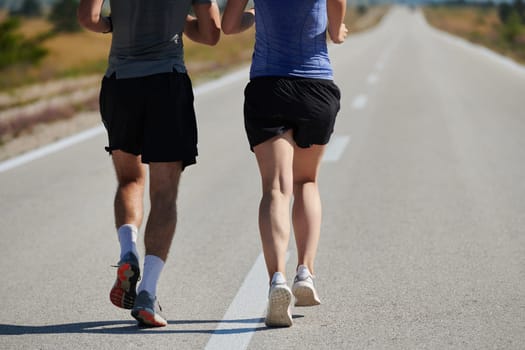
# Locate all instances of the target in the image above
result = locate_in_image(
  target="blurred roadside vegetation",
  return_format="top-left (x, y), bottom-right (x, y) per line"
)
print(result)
top-left (424, 0), bottom-right (525, 65)
top-left (0, 2), bottom-right (389, 92)
top-left (0, 2), bottom-right (387, 154)
top-left (0, 17), bottom-right (47, 70)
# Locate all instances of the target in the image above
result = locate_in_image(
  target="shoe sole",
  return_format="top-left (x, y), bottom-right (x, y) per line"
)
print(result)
top-left (109, 263), bottom-right (140, 309)
top-left (265, 286), bottom-right (293, 327)
top-left (131, 308), bottom-right (167, 327)
top-left (292, 281), bottom-right (321, 307)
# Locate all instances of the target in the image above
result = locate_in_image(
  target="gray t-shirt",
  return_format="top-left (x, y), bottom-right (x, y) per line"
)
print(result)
top-left (106, 0), bottom-right (214, 79)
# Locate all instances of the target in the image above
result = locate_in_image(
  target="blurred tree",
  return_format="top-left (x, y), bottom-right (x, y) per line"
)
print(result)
top-left (49, 0), bottom-right (81, 32)
top-left (0, 17), bottom-right (48, 70)
top-left (515, 0), bottom-right (525, 23)
top-left (18, 0), bottom-right (43, 17)
top-left (357, 4), bottom-right (368, 15)
top-left (498, 2), bottom-right (513, 23)
top-left (499, 0), bottom-right (525, 24)
top-left (500, 9), bottom-right (523, 42)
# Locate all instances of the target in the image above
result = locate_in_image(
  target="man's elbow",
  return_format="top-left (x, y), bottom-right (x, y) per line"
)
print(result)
top-left (76, 11), bottom-right (89, 28)
top-left (77, 11), bottom-right (97, 29)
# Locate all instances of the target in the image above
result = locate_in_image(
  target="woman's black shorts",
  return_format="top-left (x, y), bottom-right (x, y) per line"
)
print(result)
top-left (99, 71), bottom-right (198, 167)
top-left (243, 76), bottom-right (341, 150)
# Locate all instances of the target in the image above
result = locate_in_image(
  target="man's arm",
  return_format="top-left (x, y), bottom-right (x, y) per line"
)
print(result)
top-left (327, 0), bottom-right (348, 44)
top-left (222, 0), bottom-right (254, 35)
top-left (184, 3), bottom-right (221, 46)
top-left (77, 0), bottom-right (111, 33)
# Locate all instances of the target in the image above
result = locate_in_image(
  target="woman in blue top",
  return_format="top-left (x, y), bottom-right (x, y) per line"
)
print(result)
top-left (223, 0), bottom-right (347, 327)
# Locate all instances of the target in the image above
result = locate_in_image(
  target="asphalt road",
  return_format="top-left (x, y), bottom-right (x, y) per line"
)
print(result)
top-left (1, 7), bottom-right (524, 350)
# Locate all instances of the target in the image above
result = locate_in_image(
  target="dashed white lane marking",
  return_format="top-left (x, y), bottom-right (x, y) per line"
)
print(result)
top-left (367, 73), bottom-right (379, 85)
top-left (322, 135), bottom-right (350, 162)
top-left (351, 94), bottom-right (368, 110)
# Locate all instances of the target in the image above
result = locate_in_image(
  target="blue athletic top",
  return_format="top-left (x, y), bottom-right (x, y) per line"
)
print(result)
top-left (250, 0), bottom-right (333, 80)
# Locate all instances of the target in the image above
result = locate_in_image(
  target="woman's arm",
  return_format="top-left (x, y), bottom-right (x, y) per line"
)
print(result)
top-left (327, 0), bottom-right (348, 44)
top-left (184, 3), bottom-right (221, 46)
top-left (77, 0), bottom-right (111, 33)
top-left (222, 0), bottom-right (254, 35)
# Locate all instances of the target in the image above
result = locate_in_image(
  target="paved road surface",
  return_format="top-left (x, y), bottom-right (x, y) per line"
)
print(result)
top-left (1, 7), bottom-right (524, 350)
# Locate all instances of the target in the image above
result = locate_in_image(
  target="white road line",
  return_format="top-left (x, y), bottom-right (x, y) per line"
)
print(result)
top-left (205, 253), bottom-right (288, 350)
top-left (0, 125), bottom-right (105, 173)
top-left (419, 10), bottom-right (525, 77)
top-left (351, 94), bottom-right (368, 110)
top-left (194, 66), bottom-right (249, 95)
top-left (322, 135), bottom-right (350, 162)
top-left (0, 67), bottom-right (250, 174)
top-left (367, 73), bottom-right (379, 85)
top-left (434, 28), bottom-right (525, 76)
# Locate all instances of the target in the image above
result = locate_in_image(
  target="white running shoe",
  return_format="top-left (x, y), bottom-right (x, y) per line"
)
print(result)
top-left (265, 272), bottom-right (293, 327)
top-left (292, 265), bottom-right (321, 306)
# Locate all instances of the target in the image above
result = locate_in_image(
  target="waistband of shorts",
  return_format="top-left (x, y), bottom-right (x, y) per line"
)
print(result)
top-left (249, 75), bottom-right (334, 84)
top-left (104, 70), bottom-right (190, 81)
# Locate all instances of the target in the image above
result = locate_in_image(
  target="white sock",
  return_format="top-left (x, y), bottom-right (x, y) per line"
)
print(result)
top-left (117, 224), bottom-right (139, 260)
top-left (138, 255), bottom-right (165, 297)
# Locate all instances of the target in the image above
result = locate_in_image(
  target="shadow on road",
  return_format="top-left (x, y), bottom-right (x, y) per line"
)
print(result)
top-left (0, 317), bottom-right (284, 335)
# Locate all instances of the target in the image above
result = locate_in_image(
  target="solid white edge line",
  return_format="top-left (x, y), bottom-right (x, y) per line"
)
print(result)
top-left (194, 66), bottom-right (249, 96)
top-left (0, 67), bottom-right (251, 174)
top-left (418, 10), bottom-right (525, 77)
top-left (0, 125), bottom-right (105, 173)
top-left (204, 253), bottom-right (267, 350)
top-left (205, 252), bottom-right (289, 350)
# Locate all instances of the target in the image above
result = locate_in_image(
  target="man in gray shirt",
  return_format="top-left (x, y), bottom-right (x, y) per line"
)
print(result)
top-left (78, 0), bottom-right (220, 327)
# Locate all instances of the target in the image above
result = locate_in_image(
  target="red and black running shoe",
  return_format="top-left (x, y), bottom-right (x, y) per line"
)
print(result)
top-left (109, 252), bottom-right (140, 309)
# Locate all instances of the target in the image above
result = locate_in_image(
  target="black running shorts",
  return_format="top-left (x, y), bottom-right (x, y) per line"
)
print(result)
top-left (99, 72), bottom-right (198, 167)
top-left (243, 76), bottom-right (341, 150)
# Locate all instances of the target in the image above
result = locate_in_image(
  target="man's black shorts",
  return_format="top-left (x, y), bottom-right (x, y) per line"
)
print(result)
top-left (243, 76), bottom-right (341, 150)
top-left (99, 71), bottom-right (198, 167)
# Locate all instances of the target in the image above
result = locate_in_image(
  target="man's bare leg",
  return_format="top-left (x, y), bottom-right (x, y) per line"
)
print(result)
top-left (112, 151), bottom-right (146, 229)
top-left (144, 161), bottom-right (182, 261)
top-left (131, 161), bottom-right (183, 327)
top-left (110, 150), bottom-right (146, 309)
